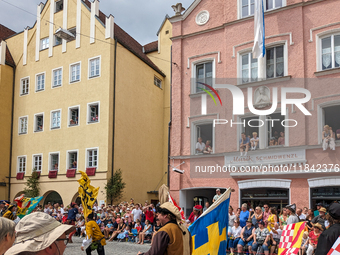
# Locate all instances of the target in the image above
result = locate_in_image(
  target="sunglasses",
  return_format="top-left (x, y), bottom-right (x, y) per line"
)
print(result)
top-left (56, 238), bottom-right (69, 245)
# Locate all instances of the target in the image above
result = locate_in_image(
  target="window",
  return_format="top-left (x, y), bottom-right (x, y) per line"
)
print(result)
top-left (323, 105), bottom-right (340, 142)
top-left (195, 62), bottom-right (213, 93)
top-left (154, 76), bottom-right (162, 88)
top-left (54, 35), bottom-right (62, 46)
top-left (241, 0), bottom-right (254, 18)
top-left (70, 63), bottom-right (80, 83)
top-left (36, 73), bottom-right (45, 91)
top-left (193, 123), bottom-right (213, 154)
top-left (267, 113), bottom-right (285, 146)
top-left (266, 45), bottom-right (284, 79)
top-left (18, 156), bottom-right (26, 173)
top-left (20, 77), bottom-right (29, 95)
top-left (88, 102), bottom-right (99, 123)
top-left (33, 155), bottom-right (42, 171)
top-left (34, 114), bottom-right (44, 132)
top-left (52, 68), bottom-right (62, 87)
top-left (87, 149), bottom-right (98, 168)
top-left (89, 57), bottom-right (100, 78)
top-left (51, 110), bottom-right (61, 129)
top-left (40, 37), bottom-right (49, 50)
top-left (68, 106), bottom-right (79, 126)
top-left (55, 0), bottom-right (63, 12)
top-left (68, 27), bottom-right (76, 42)
top-left (321, 34), bottom-right (340, 70)
top-left (19, 116), bottom-right (28, 134)
top-left (50, 153), bottom-right (59, 171)
top-left (265, 0), bottom-right (283, 10)
top-left (241, 52), bottom-right (258, 83)
top-left (68, 151), bottom-right (78, 169)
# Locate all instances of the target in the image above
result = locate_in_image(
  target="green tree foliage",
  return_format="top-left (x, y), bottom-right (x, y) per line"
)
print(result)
top-left (23, 169), bottom-right (40, 197)
top-left (105, 169), bottom-right (126, 204)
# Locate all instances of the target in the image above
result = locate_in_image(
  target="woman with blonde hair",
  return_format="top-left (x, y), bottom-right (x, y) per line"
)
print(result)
top-left (322, 125), bottom-right (335, 151)
top-left (251, 206), bottom-right (263, 228)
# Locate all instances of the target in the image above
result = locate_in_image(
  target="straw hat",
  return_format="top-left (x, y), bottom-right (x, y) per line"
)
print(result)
top-left (5, 212), bottom-right (75, 255)
top-left (318, 207), bottom-right (327, 213)
top-left (313, 223), bottom-right (323, 230)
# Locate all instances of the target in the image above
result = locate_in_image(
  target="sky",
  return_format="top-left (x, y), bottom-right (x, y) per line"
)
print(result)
top-left (0, 0), bottom-right (194, 45)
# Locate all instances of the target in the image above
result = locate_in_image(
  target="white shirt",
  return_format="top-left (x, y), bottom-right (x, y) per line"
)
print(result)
top-left (270, 229), bottom-right (282, 239)
top-left (231, 226), bottom-right (243, 238)
top-left (60, 207), bottom-right (65, 214)
top-left (299, 214), bottom-right (306, 220)
top-left (132, 208), bottom-right (142, 222)
top-left (196, 142), bottom-right (205, 153)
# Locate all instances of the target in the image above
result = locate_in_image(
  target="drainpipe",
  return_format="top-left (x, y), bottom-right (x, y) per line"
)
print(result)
top-left (8, 62), bottom-right (16, 201)
top-left (110, 37), bottom-right (117, 204)
top-left (167, 46), bottom-right (173, 189)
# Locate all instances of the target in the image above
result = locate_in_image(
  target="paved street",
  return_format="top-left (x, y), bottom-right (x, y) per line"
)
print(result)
top-left (64, 238), bottom-right (151, 255)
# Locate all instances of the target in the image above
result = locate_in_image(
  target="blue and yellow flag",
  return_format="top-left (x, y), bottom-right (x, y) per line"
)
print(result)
top-left (188, 188), bottom-right (231, 255)
top-left (15, 194), bottom-right (43, 219)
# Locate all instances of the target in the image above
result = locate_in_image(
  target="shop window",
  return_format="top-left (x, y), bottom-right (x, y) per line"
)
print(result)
top-left (195, 62), bottom-right (213, 93)
top-left (194, 123), bottom-right (213, 154)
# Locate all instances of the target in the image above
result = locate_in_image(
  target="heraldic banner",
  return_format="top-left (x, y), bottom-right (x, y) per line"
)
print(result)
top-left (278, 221), bottom-right (306, 255)
top-left (78, 171), bottom-right (99, 218)
top-left (15, 194), bottom-right (43, 219)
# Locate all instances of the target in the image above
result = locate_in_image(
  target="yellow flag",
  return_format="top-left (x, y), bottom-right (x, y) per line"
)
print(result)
top-left (78, 171), bottom-right (99, 218)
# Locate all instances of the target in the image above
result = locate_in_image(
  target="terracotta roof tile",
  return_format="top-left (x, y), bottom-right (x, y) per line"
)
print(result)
top-left (0, 24), bottom-right (16, 67)
top-left (143, 41), bottom-right (158, 54)
top-left (83, 0), bottom-right (165, 77)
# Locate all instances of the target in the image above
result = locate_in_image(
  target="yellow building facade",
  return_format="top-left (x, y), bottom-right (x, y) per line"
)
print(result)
top-left (4, 0), bottom-right (171, 205)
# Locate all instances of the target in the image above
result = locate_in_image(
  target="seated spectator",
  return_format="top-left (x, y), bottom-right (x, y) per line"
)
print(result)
top-left (306, 223), bottom-right (323, 255)
top-left (228, 206), bottom-right (236, 235)
top-left (252, 220), bottom-right (271, 255)
top-left (278, 131), bottom-right (285, 145)
top-left (134, 219), bottom-right (142, 234)
top-left (322, 125), bottom-right (335, 151)
top-left (240, 132), bottom-right (250, 156)
top-left (108, 217), bottom-right (126, 241)
top-left (336, 129), bottom-right (340, 140)
top-left (137, 220), bottom-right (152, 245)
top-left (151, 218), bottom-right (161, 245)
top-left (269, 137), bottom-right (277, 146)
top-left (117, 225), bottom-right (130, 241)
top-left (266, 207), bottom-right (278, 231)
top-left (269, 223), bottom-right (282, 255)
top-left (104, 220), bottom-right (114, 239)
top-left (196, 137), bottom-right (205, 154)
top-left (237, 219), bottom-right (255, 255)
top-left (279, 208), bottom-right (289, 228)
top-left (100, 222), bottom-right (105, 233)
top-left (203, 140), bottom-right (213, 154)
top-left (312, 207), bottom-right (327, 230)
top-left (250, 132), bottom-right (259, 150)
top-left (252, 206), bottom-right (263, 229)
top-left (299, 231), bottom-right (309, 255)
top-left (228, 220), bottom-right (242, 255)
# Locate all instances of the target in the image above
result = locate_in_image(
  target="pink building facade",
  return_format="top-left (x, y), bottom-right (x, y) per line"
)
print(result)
top-left (169, 0), bottom-right (340, 217)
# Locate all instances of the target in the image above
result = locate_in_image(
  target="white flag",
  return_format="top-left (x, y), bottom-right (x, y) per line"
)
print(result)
top-left (252, 0), bottom-right (265, 58)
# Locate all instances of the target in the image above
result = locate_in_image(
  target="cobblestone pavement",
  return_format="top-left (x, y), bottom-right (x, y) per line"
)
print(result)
top-left (64, 237), bottom-right (151, 255)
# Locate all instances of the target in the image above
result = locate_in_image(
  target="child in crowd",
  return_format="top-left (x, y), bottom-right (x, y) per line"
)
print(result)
top-left (117, 225), bottom-right (130, 241)
top-left (299, 231), bottom-right (309, 255)
top-left (137, 220), bottom-right (152, 245)
top-left (100, 222), bottom-right (105, 233)
top-left (135, 219), bottom-right (143, 234)
top-left (250, 132), bottom-right (259, 150)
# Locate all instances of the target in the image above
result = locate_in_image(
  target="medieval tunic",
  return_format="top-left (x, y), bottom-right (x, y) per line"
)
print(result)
top-left (2, 210), bottom-right (15, 220)
top-left (141, 220), bottom-right (189, 255)
top-left (315, 223), bottom-right (340, 255)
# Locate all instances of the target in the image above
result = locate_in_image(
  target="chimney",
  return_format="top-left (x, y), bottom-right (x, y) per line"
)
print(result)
top-left (105, 15), bottom-right (114, 39)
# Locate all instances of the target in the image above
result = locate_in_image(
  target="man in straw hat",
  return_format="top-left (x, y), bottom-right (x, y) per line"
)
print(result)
top-left (137, 202), bottom-right (192, 255)
top-left (311, 206), bottom-right (327, 230)
top-left (315, 203), bottom-right (340, 255)
top-left (5, 212), bottom-right (75, 255)
top-left (285, 203), bottom-right (300, 224)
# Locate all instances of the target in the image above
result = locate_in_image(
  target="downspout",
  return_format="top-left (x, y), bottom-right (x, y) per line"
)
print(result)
top-left (111, 37), bottom-right (117, 204)
top-left (8, 63), bottom-right (16, 201)
top-left (167, 46), bottom-right (172, 188)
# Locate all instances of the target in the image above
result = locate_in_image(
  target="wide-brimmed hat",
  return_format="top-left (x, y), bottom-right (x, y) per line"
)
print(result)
top-left (285, 203), bottom-right (296, 213)
top-left (159, 202), bottom-right (182, 222)
top-left (319, 207), bottom-right (327, 213)
top-left (246, 219), bottom-right (252, 223)
top-left (329, 203), bottom-right (340, 220)
top-left (5, 212), bottom-right (75, 255)
top-left (314, 223), bottom-right (323, 230)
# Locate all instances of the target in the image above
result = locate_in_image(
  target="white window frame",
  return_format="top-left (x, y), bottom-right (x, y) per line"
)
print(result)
top-left (191, 58), bottom-right (216, 94)
top-left (316, 31), bottom-right (340, 72)
top-left (40, 37), bottom-right (49, 51)
top-left (237, 41), bottom-right (288, 84)
top-left (50, 109), bottom-right (62, 130)
top-left (34, 112), bottom-right (44, 132)
top-left (17, 155), bottom-right (27, 173)
top-left (154, 76), bottom-right (162, 89)
top-left (191, 120), bottom-right (215, 155)
top-left (49, 152), bottom-right (60, 171)
top-left (86, 147), bottom-right (99, 168)
top-left (88, 56), bottom-right (101, 79)
top-left (18, 116), bottom-right (28, 135)
top-left (69, 61), bottom-right (81, 83)
top-left (238, 51), bottom-right (258, 84)
top-left (68, 105), bottom-right (80, 127)
top-left (35, 72), bottom-right (46, 92)
top-left (32, 154), bottom-right (43, 172)
top-left (87, 101), bottom-right (100, 124)
top-left (51, 67), bottom-right (63, 88)
top-left (238, 0), bottom-right (287, 19)
top-left (66, 149), bottom-right (79, 170)
top-left (20, 77), bottom-right (30, 96)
